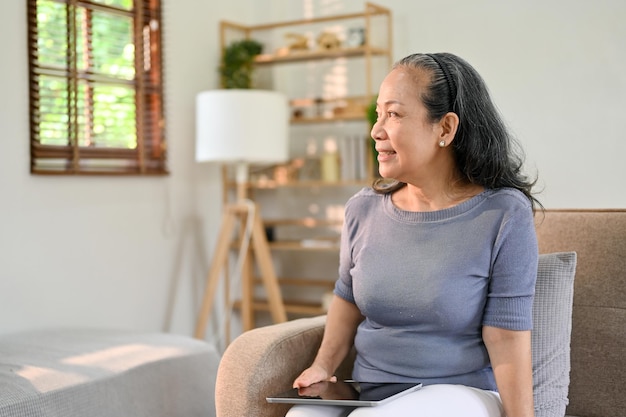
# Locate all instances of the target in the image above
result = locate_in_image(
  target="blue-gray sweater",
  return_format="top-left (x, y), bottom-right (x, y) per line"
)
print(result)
top-left (334, 187), bottom-right (538, 390)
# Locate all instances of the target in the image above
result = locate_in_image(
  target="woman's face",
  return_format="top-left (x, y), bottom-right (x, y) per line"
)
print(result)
top-left (371, 67), bottom-right (444, 184)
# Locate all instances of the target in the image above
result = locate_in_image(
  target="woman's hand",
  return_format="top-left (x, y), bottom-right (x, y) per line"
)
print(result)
top-left (296, 380), bottom-right (358, 400)
top-left (292, 295), bottom-right (364, 389)
top-left (293, 363), bottom-right (337, 388)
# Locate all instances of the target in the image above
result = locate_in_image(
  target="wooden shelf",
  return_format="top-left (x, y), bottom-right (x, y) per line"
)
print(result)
top-left (226, 2), bottom-right (391, 32)
top-left (230, 239), bottom-right (339, 251)
top-left (289, 95), bottom-right (370, 124)
top-left (291, 114), bottom-right (366, 124)
top-left (218, 3), bottom-right (392, 326)
top-left (254, 277), bottom-right (335, 289)
top-left (242, 179), bottom-right (371, 189)
top-left (263, 218), bottom-right (342, 228)
top-left (233, 299), bottom-right (326, 316)
top-left (224, 179), bottom-right (370, 190)
top-left (255, 46), bottom-right (389, 65)
top-left (269, 240), bottom-right (340, 251)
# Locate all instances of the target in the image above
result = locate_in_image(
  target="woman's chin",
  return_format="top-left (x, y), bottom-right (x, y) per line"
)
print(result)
top-left (377, 166), bottom-right (396, 180)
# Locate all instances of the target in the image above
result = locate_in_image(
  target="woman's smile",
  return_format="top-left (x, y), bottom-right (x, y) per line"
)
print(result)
top-left (376, 148), bottom-right (397, 163)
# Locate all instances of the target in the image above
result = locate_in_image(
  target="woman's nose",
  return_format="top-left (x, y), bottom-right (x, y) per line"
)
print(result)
top-left (371, 120), bottom-right (385, 141)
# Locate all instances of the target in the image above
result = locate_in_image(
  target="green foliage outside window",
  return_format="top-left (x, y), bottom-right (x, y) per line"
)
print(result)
top-left (35, 0), bottom-right (137, 149)
top-left (29, 0), bottom-right (166, 174)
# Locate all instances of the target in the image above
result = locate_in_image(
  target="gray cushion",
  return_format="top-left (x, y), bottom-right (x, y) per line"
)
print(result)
top-left (532, 252), bottom-right (577, 417)
top-left (0, 329), bottom-right (220, 417)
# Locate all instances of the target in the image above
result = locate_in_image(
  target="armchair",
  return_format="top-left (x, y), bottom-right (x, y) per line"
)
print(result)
top-left (215, 210), bottom-right (626, 417)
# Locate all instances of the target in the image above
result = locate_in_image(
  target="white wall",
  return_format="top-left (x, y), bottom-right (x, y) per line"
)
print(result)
top-left (0, 0), bottom-right (254, 338)
top-left (259, 0), bottom-right (626, 208)
top-left (387, 0), bottom-right (626, 208)
top-left (0, 0), bottom-right (624, 338)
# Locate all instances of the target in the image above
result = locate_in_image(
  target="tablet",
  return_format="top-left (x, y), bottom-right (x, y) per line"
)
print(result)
top-left (266, 380), bottom-right (422, 407)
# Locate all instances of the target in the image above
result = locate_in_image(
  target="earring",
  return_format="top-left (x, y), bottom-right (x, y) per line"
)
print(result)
top-left (439, 140), bottom-right (446, 148)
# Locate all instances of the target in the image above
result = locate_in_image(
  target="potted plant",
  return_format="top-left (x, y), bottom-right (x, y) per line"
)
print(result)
top-left (220, 39), bottom-right (263, 89)
top-left (366, 95), bottom-right (377, 128)
top-left (366, 95), bottom-right (379, 175)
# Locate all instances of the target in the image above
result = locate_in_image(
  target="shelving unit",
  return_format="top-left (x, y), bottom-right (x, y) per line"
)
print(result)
top-left (219, 3), bottom-right (392, 326)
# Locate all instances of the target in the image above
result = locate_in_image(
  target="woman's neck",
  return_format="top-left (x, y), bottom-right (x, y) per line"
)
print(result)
top-left (391, 179), bottom-right (484, 212)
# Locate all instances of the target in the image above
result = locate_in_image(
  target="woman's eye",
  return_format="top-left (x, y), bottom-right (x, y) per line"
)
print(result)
top-left (387, 111), bottom-right (398, 117)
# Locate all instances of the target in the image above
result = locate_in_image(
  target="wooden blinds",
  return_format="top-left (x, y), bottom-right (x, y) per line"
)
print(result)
top-left (27, 0), bottom-right (167, 175)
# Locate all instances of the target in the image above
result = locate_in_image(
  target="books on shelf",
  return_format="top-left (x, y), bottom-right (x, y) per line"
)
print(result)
top-left (339, 134), bottom-right (371, 182)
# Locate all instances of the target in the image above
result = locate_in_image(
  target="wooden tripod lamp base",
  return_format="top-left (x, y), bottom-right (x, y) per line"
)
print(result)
top-left (194, 90), bottom-right (290, 341)
top-left (194, 201), bottom-right (287, 340)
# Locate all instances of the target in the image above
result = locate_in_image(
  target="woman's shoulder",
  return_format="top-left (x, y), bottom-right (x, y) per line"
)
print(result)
top-left (352, 186), bottom-right (379, 198)
top-left (346, 187), bottom-right (381, 206)
top-left (343, 187), bottom-right (384, 217)
top-left (482, 187), bottom-right (533, 213)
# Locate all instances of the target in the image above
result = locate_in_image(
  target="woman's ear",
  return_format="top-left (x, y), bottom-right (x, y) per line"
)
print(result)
top-left (439, 112), bottom-right (459, 144)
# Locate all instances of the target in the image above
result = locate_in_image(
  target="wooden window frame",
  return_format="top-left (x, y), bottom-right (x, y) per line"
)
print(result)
top-left (27, 0), bottom-right (167, 175)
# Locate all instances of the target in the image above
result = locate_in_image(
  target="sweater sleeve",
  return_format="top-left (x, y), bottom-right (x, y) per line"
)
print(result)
top-left (333, 196), bottom-right (358, 304)
top-left (482, 203), bottom-right (538, 331)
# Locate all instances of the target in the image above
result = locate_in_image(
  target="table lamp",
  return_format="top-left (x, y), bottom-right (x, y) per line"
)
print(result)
top-left (194, 89), bottom-right (289, 340)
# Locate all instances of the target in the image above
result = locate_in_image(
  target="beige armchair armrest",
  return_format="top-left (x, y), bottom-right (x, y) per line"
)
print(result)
top-left (215, 316), bottom-right (325, 417)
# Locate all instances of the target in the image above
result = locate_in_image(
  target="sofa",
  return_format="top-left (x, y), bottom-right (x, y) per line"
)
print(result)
top-left (0, 328), bottom-right (220, 417)
top-left (215, 209), bottom-right (625, 417)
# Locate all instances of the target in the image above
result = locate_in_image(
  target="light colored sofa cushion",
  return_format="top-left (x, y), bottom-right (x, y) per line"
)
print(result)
top-left (532, 252), bottom-right (577, 417)
top-left (0, 329), bottom-right (220, 417)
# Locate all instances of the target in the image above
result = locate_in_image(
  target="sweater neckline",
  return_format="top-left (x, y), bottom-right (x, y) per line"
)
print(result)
top-left (383, 188), bottom-right (493, 223)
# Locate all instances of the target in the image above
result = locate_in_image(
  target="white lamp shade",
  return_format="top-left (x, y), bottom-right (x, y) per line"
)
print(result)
top-left (195, 89), bottom-right (289, 164)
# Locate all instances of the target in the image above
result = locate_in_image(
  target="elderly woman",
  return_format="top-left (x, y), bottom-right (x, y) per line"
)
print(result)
top-left (288, 53), bottom-right (541, 417)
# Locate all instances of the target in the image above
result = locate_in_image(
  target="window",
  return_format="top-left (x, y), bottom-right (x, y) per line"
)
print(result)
top-left (27, 0), bottom-right (167, 175)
